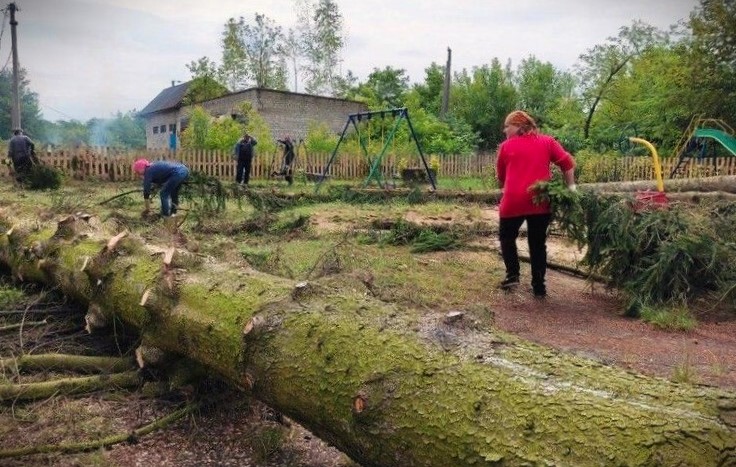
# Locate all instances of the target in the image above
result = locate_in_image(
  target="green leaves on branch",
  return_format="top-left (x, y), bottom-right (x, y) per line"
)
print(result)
top-left (537, 180), bottom-right (736, 310)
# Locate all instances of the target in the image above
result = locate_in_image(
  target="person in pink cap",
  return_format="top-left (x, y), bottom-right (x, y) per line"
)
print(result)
top-left (496, 110), bottom-right (576, 298)
top-left (132, 158), bottom-right (189, 217)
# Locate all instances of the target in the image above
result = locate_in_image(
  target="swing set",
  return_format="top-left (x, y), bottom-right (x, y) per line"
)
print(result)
top-left (314, 107), bottom-right (436, 192)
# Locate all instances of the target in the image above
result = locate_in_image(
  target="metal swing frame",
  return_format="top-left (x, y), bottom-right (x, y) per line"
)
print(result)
top-left (314, 107), bottom-right (436, 192)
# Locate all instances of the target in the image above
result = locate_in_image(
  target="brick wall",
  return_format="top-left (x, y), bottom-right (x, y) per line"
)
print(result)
top-left (144, 89), bottom-right (367, 149)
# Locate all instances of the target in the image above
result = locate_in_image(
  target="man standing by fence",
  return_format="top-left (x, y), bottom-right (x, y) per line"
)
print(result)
top-left (233, 133), bottom-right (257, 186)
top-left (7, 129), bottom-right (36, 184)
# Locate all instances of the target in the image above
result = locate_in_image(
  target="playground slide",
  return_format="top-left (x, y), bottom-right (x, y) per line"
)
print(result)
top-left (693, 128), bottom-right (736, 156)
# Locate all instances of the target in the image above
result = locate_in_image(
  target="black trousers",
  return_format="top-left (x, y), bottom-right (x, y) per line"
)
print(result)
top-left (11, 156), bottom-right (33, 183)
top-left (236, 156), bottom-right (253, 184)
top-left (499, 213), bottom-right (552, 289)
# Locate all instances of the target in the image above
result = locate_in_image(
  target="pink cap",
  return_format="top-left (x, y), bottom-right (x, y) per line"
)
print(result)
top-left (133, 159), bottom-right (150, 175)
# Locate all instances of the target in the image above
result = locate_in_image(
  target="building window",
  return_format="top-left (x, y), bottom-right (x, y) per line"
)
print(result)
top-left (169, 124), bottom-right (176, 133)
top-left (160, 125), bottom-right (167, 133)
top-left (153, 126), bottom-right (159, 134)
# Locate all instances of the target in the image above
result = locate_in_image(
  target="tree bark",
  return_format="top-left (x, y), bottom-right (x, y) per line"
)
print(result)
top-left (0, 213), bottom-right (734, 466)
top-left (585, 175), bottom-right (736, 194)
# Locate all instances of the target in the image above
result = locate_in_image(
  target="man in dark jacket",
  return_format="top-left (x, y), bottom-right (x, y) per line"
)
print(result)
top-left (233, 133), bottom-right (257, 185)
top-left (133, 159), bottom-right (190, 217)
top-left (273, 136), bottom-right (295, 185)
top-left (7, 129), bottom-right (35, 183)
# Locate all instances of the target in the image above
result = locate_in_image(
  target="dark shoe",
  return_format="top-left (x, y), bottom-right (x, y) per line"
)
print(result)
top-left (499, 276), bottom-right (520, 290)
top-left (533, 285), bottom-right (547, 298)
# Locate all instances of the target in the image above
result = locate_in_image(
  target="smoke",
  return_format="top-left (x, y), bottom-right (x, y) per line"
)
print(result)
top-left (88, 119), bottom-right (111, 146)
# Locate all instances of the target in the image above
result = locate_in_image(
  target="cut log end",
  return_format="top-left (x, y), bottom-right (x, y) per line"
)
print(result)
top-left (84, 303), bottom-right (108, 334)
top-left (243, 315), bottom-right (265, 337)
top-left (135, 345), bottom-right (167, 368)
top-left (353, 395), bottom-right (367, 414)
top-left (443, 311), bottom-right (464, 325)
top-left (291, 281), bottom-right (311, 300)
top-left (163, 247), bottom-right (176, 267)
top-left (106, 230), bottom-right (129, 252)
top-left (140, 289), bottom-right (151, 306)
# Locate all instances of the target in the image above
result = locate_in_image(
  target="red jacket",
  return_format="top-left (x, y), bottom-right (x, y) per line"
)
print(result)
top-left (496, 133), bottom-right (575, 218)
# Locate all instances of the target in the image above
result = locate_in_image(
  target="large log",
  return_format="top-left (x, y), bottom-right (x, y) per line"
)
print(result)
top-left (0, 213), bottom-right (734, 466)
top-left (585, 175), bottom-right (736, 194)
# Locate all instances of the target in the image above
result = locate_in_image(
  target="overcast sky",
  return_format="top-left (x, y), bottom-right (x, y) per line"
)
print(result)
top-left (1, 0), bottom-right (698, 122)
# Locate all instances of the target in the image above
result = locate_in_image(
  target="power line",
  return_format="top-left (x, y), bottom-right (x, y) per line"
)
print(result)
top-left (41, 103), bottom-right (79, 121)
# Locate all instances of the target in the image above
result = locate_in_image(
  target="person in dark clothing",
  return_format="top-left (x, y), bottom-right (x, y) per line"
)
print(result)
top-left (133, 159), bottom-right (190, 217)
top-left (233, 133), bottom-right (257, 185)
top-left (273, 136), bottom-right (295, 185)
top-left (7, 129), bottom-right (36, 183)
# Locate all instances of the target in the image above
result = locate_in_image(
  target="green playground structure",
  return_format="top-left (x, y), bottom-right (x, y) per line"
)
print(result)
top-left (670, 116), bottom-right (736, 178)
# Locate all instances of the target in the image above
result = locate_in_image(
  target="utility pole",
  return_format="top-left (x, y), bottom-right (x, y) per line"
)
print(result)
top-left (440, 47), bottom-right (451, 120)
top-left (9, 2), bottom-right (21, 131)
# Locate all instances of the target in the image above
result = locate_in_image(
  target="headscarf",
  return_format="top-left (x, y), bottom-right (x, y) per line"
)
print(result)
top-left (504, 110), bottom-right (538, 135)
top-left (133, 158), bottom-right (151, 175)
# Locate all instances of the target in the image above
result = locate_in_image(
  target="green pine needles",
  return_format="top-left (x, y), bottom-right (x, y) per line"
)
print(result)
top-left (536, 180), bottom-right (736, 313)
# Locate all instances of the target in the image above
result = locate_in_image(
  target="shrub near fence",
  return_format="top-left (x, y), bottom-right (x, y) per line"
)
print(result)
top-left (1, 147), bottom-right (735, 184)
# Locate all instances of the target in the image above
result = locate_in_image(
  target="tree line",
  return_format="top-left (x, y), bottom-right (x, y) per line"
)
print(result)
top-left (1, 0), bottom-right (733, 156)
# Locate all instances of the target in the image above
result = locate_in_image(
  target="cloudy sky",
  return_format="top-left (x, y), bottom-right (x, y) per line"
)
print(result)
top-left (1, 0), bottom-right (698, 122)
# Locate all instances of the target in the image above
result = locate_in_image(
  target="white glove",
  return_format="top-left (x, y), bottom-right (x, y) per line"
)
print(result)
top-left (568, 184), bottom-right (577, 192)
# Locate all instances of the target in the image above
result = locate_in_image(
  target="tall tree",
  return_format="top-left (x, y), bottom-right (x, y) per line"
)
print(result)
top-left (301, 0), bottom-right (346, 96)
top-left (575, 21), bottom-right (668, 140)
top-left (0, 69), bottom-right (43, 140)
top-left (410, 63), bottom-right (446, 116)
top-left (514, 56), bottom-right (574, 127)
top-left (688, 0), bottom-right (736, 121)
top-left (219, 13), bottom-right (288, 91)
top-left (451, 60), bottom-right (517, 150)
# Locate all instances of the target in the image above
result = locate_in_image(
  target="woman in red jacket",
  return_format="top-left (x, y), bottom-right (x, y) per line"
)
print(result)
top-left (496, 110), bottom-right (576, 298)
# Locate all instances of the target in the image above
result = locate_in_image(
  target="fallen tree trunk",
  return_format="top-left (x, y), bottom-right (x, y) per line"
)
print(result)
top-left (0, 213), bottom-right (735, 465)
top-left (584, 175), bottom-right (736, 194)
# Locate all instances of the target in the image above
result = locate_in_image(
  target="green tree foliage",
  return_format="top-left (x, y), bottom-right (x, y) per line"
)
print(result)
top-left (593, 45), bottom-right (693, 153)
top-left (240, 101), bottom-right (277, 155)
top-left (688, 0), bottom-right (736, 121)
top-left (41, 119), bottom-right (89, 147)
top-left (220, 13), bottom-right (288, 91)
top-left (347, 66), bottom-right (410, 108)
top-left (0, 69), bottom-right (43, 140)
top-left (183, 57), bottom-right (229, 105)
top-left (514, 56), bottom-right (575, 127)
top-left (410, 63), bottom-right (446, 116)
top-left (304, 121), bottom-right (338, 154)
top-left (575, 21), bottom-right (669, 140)
top-left (300, 0), bottom-right (346, 95)
top-left (87, 112), bottom-right (146, 148)
top-left (180, 106), bottom-right (211, 149)
top-left (180, 106), bottom-right (248, 152)
top-left (451, 60), bottom-right (517, 150)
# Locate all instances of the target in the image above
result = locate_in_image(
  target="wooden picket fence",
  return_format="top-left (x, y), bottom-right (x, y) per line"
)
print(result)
top-left (2, 147), bottom-right (736, 183)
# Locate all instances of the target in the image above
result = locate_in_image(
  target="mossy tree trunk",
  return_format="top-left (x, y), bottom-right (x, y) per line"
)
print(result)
top-left (0, 213), bottom-right (734, 466)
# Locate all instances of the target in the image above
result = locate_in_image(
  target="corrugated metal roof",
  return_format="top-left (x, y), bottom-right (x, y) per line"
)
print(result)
top-left (138, 81), bottom-right (191, 116)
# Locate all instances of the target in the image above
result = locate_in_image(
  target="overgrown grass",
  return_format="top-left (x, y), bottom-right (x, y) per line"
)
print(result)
top-left (639, 303), bottom-right (698, 331)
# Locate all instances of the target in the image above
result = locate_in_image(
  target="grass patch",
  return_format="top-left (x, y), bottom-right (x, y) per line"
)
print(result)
top-left (640, 304), bottom-right (697, 332)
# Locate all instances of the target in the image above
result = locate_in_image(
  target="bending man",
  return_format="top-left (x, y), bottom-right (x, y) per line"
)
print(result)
top-left (133, 159), bottom-right (190, 217)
